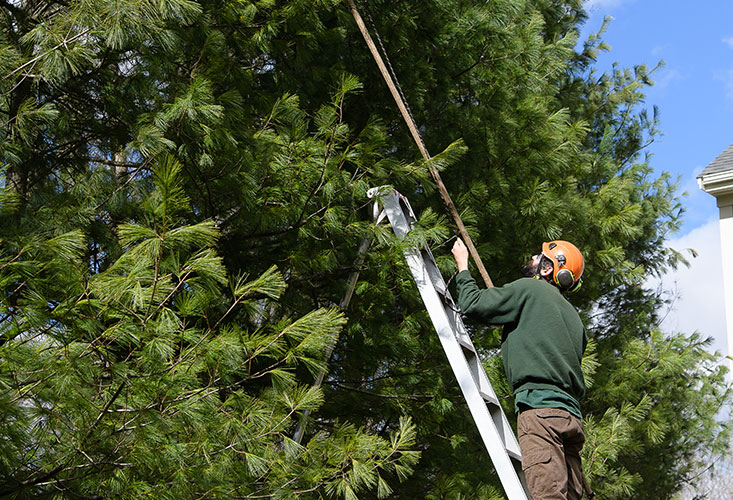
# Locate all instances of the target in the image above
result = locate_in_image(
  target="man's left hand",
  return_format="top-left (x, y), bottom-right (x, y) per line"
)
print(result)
top-left (452, 238), bottom-right (469, 272)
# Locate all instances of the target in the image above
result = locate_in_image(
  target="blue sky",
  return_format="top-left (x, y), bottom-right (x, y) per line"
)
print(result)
top-left (581, 0), bottom-right (733, 232)
top-left (579, 0), bottom-right (733, 355)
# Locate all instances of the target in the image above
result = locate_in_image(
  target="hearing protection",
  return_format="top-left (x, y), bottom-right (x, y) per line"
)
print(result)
top-left (541, 241), bottom-right (585, 292)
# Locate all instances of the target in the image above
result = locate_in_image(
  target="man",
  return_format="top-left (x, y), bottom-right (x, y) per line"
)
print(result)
top-left (451, 238), bottom-right (591, 500)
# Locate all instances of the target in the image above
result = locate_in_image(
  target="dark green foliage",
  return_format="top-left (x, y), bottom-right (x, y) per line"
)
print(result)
top-left (0, 155), bottom-right (419, 498)
top-left (1, 0), bottom-right (729, 498)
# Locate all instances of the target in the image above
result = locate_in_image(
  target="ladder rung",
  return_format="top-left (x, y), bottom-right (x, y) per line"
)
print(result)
top-left (507, 448), bottom-right (522, 462)
top-left (457, 335), bottom-right (474, 350)
top-left (480, 390), bottom-right (500, 406)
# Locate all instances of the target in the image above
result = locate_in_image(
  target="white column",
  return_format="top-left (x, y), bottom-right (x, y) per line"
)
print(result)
top-left (718, 198), bottom-right (733, 369)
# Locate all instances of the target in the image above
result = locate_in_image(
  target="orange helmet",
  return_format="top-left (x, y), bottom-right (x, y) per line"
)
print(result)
top-left (541, 240), bottom-right (584, 292)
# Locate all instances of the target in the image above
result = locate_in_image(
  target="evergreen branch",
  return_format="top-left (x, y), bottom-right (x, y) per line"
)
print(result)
top-left (159, 388), bottom-right (220, 416)
top-left (329, 382), bottom-right (434, 401)
top-left (143, 268), bottom-right (195, 321)
top-left (238, 204), bottom-right (330, 239)
top-left (28, 459), bottom-right (131, 494)
top-left (244, 359), bottom-right (288, 381)
top-left (86, 382), bottom-right (126, 437)
top-left (92, 163), bottom-right (151, 212)
top-left (144, 235), bottom-right (165, 319)
top-left (8, 372), bottom-right (55, 404)
top-left (81, 156), bottom-right (143, 168)
top-left (233, 407), bottom-right (299, 447)
top-left (328, 367), bottom-right (436, 385)
top-left (124, 288), bottom-right (248, 381)
top-left (233, 481), bottom-right (325, 499)
top-left (0, 247), bottom-right (24, 272)
top-left (0, 467), bottom-right (66, 496)
top-left (294, 168), bottom-right (328, 234)
top-left (4, 27), bottom-right (92, 80)
top-left (450, 44), bottom-right (488, 80)
top-left (103, 388), bottom-right (219, 415)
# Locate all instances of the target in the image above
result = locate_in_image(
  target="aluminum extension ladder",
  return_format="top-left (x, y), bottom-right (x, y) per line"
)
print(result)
top-left (368, 186), bottom-right (531, 500)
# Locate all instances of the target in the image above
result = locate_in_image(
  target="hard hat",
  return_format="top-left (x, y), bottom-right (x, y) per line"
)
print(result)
top-left (541, 240), bottom-right (584, 292)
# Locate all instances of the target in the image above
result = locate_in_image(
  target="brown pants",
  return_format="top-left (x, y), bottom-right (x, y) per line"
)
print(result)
top-left (517, 408), bottom-right (586, 500)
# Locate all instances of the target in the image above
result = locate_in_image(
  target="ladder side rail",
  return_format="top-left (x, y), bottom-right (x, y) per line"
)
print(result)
top-left (371, 188), bottom-right (530, 499)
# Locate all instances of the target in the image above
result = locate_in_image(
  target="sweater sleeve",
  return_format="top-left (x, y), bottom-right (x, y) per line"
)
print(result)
top-left (454, 270), bottom-right (519, 324)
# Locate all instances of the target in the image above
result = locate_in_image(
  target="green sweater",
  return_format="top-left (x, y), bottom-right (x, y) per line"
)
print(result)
top-left (455, 271), bottom-right (587, 417)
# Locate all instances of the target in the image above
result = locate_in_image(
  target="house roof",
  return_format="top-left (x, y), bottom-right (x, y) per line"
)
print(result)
top-left (698, 144), bottom-right (733, 178)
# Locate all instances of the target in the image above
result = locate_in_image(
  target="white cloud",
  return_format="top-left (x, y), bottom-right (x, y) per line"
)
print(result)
top-left (723, 36), bottom-right (733, 49)
top-left (652, 219), bottom-right (728, 356)
top-left (713, 68), bottom-right (733, 102)
top-left (654, 67), bottom-right (685, 90)
top-left (651, 44), bottom-right (668, 57)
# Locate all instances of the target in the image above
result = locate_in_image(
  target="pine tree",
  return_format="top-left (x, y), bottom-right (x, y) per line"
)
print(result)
top-left (1, 0), bottom-right (730, 498)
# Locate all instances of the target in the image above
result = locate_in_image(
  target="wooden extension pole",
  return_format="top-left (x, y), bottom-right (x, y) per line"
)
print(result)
top-left (346, 0), bottom-right (493, 288)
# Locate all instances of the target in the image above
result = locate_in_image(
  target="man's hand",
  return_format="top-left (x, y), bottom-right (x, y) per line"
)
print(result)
top-left (451, 238), bottom-right (469, 272)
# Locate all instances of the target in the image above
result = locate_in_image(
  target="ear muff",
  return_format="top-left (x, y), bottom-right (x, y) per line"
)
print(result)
top-left (555, 268), bottom-right (575, 290)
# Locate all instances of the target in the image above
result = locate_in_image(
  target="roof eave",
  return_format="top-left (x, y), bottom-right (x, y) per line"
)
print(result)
top-left (698, 169), bottom-right (733, 197)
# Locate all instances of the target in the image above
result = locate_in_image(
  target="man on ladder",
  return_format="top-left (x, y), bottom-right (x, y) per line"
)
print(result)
top-left (451, 238), bottom-right (593, 500)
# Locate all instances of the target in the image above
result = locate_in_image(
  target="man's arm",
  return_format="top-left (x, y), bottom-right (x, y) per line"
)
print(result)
top-left (452, 238), bottom-right (518, 324)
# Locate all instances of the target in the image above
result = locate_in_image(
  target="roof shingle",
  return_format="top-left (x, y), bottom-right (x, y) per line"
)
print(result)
top-left (698, 144), bottom-right (733, 178)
